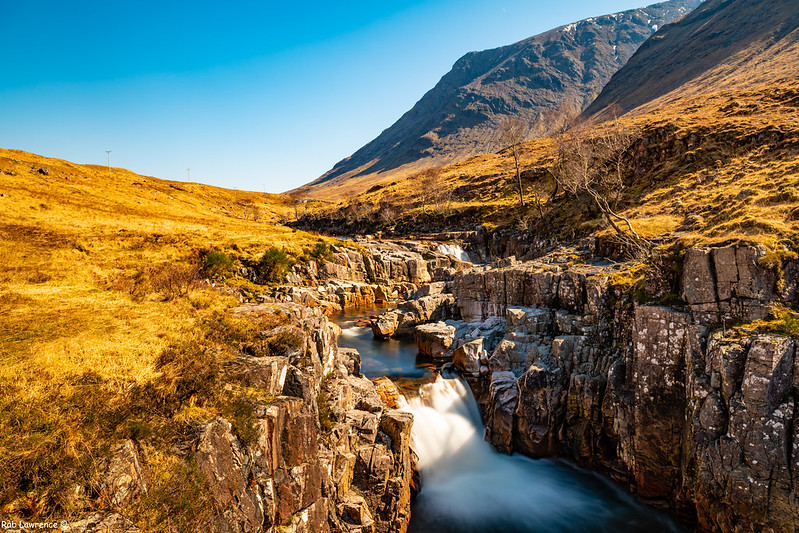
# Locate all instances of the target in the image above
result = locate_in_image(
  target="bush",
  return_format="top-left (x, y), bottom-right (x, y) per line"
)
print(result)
top-left (306, 241), bottom-right (333, 263)
top-left (199, 249), bottom-right (233, 278)
top-left (257, 247), bottom-right (293, 284)
top-left (151, 262), bottom-right (200, 300)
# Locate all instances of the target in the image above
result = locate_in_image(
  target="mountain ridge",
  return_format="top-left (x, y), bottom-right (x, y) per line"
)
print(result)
top-left (292, 0), bottom-right (701, 200)
top-left (583, 0), bottom-right (799, 120)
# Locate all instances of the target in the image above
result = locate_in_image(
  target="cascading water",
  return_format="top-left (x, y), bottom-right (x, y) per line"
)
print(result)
top-left (402, 376), bottom-right (682, 533)
top-left (335, 310), bottom-right (683, 533)
top-left (436, 243), bottom-right (471, 263)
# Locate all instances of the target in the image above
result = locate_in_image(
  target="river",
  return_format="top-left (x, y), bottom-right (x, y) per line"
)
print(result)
top-left (334, 308), bottom-right (683, 533)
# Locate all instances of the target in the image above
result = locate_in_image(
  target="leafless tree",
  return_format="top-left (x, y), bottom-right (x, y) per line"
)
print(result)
top-left (552, 119), bottom-right (642, 241)
top-left (499, 117), bottom-right (527, 207)
top-left (415, 168), bottom-right (442, 215)
top-left (414, 167), bottom-right (453, 216)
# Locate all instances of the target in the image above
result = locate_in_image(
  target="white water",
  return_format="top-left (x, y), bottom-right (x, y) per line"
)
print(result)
top-left (436, 243), bottom-right (471, 263)
top-left (402, 376), bottom-right (682, 533)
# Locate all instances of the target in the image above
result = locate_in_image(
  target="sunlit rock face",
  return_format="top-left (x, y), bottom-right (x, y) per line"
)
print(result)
top-left (445, 244), bottom-right (799, 531)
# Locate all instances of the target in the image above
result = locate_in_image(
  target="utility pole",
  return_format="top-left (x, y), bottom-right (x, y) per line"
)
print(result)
top-left (106, 150), bottom-right (112, 178)
top-left (187, 168), bottom-right (191, 182)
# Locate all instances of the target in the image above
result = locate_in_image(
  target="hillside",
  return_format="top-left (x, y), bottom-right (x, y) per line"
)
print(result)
top-left (0, 149), bottom-right (338, 526)
top-left (584, 0), bottom-right (799, 120)
top-left (294, 76), bottom-right (799, 253)
top-left (293, 0), bottom-right (700, 200)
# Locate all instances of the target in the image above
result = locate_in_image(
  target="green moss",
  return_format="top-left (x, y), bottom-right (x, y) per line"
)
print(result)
top-left (737, 305), bottom-right (799, 336)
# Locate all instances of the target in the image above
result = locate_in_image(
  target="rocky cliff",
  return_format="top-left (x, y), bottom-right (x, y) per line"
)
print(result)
top-left (293, 0), bottom-right (700, 200)
top-left (266, 239), bottom-right (471, 312)
top-left (438, 245), bottom-right (799, 531)
top-left (83, 304), bottom-right (415, 533)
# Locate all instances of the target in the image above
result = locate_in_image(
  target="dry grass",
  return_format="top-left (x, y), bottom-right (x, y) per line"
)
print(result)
top-left (0, 148), bottom-right (333, 524)
top-left (299, 79), bottom-right (799, 251)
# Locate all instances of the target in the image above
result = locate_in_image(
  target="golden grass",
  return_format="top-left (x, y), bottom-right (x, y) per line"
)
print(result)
top-left (0, 148), bottom-right (332, 522)
top-left (301, 78), bottom-right (799, 251)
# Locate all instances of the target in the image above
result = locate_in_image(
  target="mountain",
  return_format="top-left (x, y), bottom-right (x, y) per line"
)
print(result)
top-left (584, 0), bottom-right (799, 120)
top-left (293, 0), bottom-right (701, 200)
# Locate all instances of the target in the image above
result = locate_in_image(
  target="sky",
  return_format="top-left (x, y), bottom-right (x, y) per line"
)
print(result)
top-left (1, 0), bottom-right (654, 193)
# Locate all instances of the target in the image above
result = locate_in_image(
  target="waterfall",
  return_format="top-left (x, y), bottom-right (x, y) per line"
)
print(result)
top-left (436, 243), bottom-right (471, 263)
top-left (401, 376), bottom-right (682, 533)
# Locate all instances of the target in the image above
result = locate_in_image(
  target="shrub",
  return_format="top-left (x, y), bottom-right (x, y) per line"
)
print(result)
top-left (306, 241), bottom-right (333, 263)
top-left (151, 262), bottom-right (200, 300)
top-left (316, 374), bottom-right (335, 440)
top-left (199, 248), bottom-right (233, 278)
top-left (257, 247), bottom-right (293, 284)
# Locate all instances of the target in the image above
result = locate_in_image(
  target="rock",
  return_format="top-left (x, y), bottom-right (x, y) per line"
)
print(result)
top-left (340, 348), bottom-right (362, 376)
top-left (372, 377), bottom-right (401, 409)
top-left (400, 294), bottom-right (458, 324)
top-left (371, 310), bottom-right (402, 338)
top-left (197, 418), bottom-right (264, 532)
top-left (453, 338), bottom-right (484, 375)
top-left (243, 356), bottom-right (289, 394)
top-left (100, 440), bottom-right (149, 509)
top-left (346, 410), bottom-right (381, 446)
top-left (631, 305), bottom-right (697, 501)
top-left (338, 492), bottom-right (375, 532)
top-left (515, 363), bottom-right (565, 457)
top-left (353, 444), bottom-right (394, 508)
top-left (681, 246), bottom-right (777, 324)
top-left (414, 322), bottom-right (456, 358)
top-left (411, 281), bottom-right (447, 299)
top-left (565, 373), bottom-right (606, 463)
top-left (485, 371), bottom-right (518, 453)
top-left (65, 513), bottom-right (140, 532)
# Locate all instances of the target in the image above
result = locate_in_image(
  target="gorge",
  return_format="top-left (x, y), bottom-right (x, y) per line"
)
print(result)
top-left (336, 314), bottom-right (682, 532)
top-left (239, 236), bottom-right (798, 532)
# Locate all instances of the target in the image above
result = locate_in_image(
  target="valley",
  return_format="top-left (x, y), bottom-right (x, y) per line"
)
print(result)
top-left (2, 0), bottom-right (799, 531)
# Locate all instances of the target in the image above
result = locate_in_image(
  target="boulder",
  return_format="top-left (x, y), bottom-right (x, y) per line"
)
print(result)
top-left (486, 372), bottom-right (518, 453)
top-left (414, 322), bottom-right (456, 358)
top-left (453, 338), bottom-right (484, 375)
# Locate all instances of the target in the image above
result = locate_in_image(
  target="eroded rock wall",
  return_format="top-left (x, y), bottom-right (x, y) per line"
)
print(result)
top-left (450, 245), bottom-right (799, 531)
top-left (273, 241), bottom-right (471, 313)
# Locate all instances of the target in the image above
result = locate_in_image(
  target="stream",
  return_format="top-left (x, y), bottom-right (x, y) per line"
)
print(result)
top-left (334, 308), bottom-right (683, 533)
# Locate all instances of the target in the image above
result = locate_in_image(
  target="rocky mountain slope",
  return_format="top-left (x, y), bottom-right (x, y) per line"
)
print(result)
top-left (294, 0), bottom-right (700, 200)
top-left (584, 0), bottom-right (799, 120)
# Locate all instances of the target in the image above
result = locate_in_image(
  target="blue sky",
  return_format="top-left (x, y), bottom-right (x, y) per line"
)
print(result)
top-left (1, 0), bottom-right (651, 193)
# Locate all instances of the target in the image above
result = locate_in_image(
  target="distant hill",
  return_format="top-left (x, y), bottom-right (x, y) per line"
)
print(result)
top-left (293, 0), bottom-right (701, 200)
top-left (583, 0), bottom-right (799, 120)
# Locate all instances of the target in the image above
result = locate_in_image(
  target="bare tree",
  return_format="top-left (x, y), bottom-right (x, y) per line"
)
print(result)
top-left (552, 120), bottom-right (642, 241)
top-left (499, 117), bottom-right (527, 207)
top-left (415, 168), bottom-right (442, 215)
top-left (413, 167), bottom-right (454, 216)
